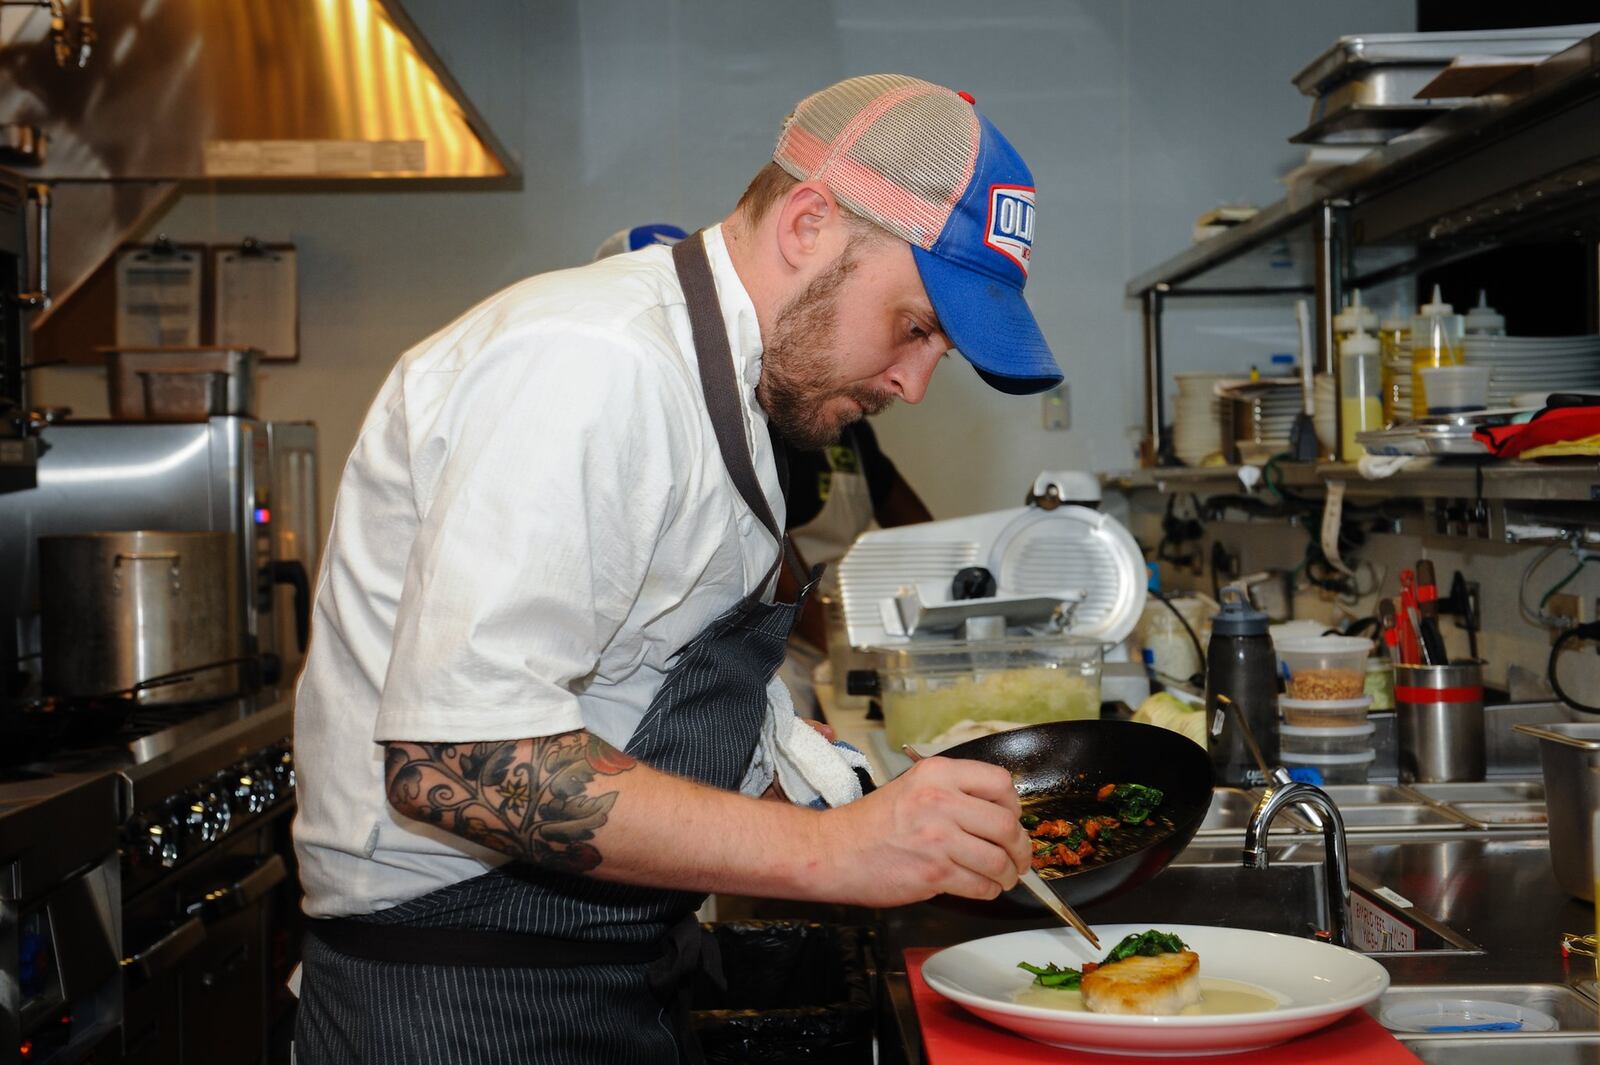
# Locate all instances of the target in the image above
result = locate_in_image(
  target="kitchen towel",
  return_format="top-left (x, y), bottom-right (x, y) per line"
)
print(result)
top-left (738, 675), bottom-right (869, 808)
top-left (905, 948), bottom-right (1423, 1065)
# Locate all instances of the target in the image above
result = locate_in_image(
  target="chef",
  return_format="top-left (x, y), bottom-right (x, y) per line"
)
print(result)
top-left (291, 73), bottom-right (1064, 1064)
top-left (775, 417), bottom-right (933, 712)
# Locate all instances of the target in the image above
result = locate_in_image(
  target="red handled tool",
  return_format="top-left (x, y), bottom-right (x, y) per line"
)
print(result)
top-left (1398, 570), bottom-right (1424, 665)
top-left (1415, 560), bottom-right (1448, 665)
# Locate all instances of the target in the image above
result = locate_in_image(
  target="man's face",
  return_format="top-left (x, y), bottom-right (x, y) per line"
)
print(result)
top-left (757, 233), bottom-right (949, 450)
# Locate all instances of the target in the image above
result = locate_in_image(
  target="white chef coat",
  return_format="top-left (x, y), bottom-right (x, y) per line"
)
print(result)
top-left (292, 225), bottom-right (785, 918)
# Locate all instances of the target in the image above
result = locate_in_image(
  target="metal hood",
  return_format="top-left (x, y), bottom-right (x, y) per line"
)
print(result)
top-left (0, 0), bottom-right (514, 182)
top-left (0, 0), bottom-right (516, 317)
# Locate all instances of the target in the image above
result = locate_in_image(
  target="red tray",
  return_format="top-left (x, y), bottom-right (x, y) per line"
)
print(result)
top-left (905, 947), bottom-right (1421, 1064)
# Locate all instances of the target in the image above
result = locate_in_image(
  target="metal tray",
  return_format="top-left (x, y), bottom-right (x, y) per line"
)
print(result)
top-left (1408, 780), bottom-right (1544, 803)
top-left (1320, 784), bottom-right (1415, 805)
top-left (1406, 1036), bottom-right (1600, 1064)
top-left (1291, 803), bottom-right (1468, 832)
top-left (1373, 982), bottom-right (1600, 1035)
top-left (1195, 788), bottom-right (1302, 836)
top-left (1310, 66), bottom-right (1468, 117)
top-left (1290, 103), bottom-right (1450, 146)
top-left (1293, 25), bottom-right (1596, 94)
top-left (1445, 801), bottom-right (1547, 829)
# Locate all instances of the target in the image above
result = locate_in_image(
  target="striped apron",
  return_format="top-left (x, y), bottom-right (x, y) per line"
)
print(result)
top-left (293, 231), bottom-right (817, 1064)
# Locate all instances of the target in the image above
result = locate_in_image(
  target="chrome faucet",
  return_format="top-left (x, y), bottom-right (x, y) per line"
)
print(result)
top-left (1242, 780), bottom-right (1351, 948)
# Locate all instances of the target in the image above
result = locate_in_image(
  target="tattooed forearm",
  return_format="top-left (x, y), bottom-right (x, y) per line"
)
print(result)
top-left (383, 732), bottom-right (638, 874)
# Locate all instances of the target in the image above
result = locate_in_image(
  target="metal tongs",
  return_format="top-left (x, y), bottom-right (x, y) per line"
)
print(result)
top-left (903, 744), bottom-right (1101, 949)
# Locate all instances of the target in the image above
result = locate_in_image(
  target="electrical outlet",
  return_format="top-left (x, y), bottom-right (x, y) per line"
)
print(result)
top-left (1542, 591), bottom-right (1580, 626)
top-left (1041, 385), bottom-right (1069, 431)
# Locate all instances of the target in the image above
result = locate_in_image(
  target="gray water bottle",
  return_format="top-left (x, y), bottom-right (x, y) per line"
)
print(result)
top-left (1205, 586), bottom-right (1279, 787)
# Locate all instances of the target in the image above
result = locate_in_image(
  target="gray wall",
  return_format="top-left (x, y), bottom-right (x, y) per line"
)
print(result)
top-left (34, 0), bottom-right (1413, 525)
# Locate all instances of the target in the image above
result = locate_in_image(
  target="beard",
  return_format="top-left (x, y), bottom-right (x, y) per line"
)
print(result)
top-left (756, 242), bottom-right (896, 450)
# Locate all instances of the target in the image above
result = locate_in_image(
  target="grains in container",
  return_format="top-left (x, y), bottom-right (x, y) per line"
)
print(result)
top-left (1287, 667), bottom-right (1366, 701)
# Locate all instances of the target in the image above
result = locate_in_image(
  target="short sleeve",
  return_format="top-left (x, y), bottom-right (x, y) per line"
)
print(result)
top-left (373, 326), bottom-right (692, 743)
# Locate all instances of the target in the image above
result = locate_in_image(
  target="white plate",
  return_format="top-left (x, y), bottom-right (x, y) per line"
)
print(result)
top-left (921, 924), bottom-right (1389, 1056)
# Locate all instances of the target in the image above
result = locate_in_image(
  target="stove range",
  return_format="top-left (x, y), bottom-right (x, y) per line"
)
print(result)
top-left (0, 693), bottom-right (298, 1064)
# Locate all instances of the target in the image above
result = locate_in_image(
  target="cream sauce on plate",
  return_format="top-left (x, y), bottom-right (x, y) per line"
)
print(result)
top-left (1014, 977), bottom-right (1279, 1016)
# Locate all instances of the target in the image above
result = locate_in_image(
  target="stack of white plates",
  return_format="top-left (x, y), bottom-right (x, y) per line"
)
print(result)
top-left (1246, 387), bottom-right (1303, 449)
top-left (1461, 335), bottom-right (1600, 407)
top-left (1312, 374), bottom-right (1336, 451)
top-left (1173, 372), bottom-right (1227, 466)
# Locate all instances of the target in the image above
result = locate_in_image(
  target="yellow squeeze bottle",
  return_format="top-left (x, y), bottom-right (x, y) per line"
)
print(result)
top-left (1339, 312), bottom-right (1383, 461)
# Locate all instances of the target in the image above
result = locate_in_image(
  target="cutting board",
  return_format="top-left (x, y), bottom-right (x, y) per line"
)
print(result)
top-left (905, 948), bottom-right (1422, 1064)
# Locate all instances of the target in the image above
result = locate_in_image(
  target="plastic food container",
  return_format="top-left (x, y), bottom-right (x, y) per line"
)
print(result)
top-left (1420, 365), bottom-right (1490, 413)
top-left (1280, 695), bottom-right (1372, 727)
top-left (1280, 748), bottom-right (1376, 785)
top-left (1277, 636), bottom-right (1372, 701)
top-left (1379, 998), bottom-right (1558, 1034)
top-left (875, 635), bottom-right (1102, 750)
top-left (1364, 657), bottom-right (1395, 711)
top-left (1280, 722), bottom-right (1376, 757)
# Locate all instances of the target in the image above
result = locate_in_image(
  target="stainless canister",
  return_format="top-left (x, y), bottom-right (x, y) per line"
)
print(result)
top-left (39, 531), bottom-right (245, 704)
top-left (1512, 722), bottom-right (1600, 901)
top-left (1395, 662), bottom-right (1485, 783)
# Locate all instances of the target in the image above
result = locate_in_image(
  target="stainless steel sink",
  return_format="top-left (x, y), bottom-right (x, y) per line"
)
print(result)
top-left (1081, 860), bottom-right (1478, 956)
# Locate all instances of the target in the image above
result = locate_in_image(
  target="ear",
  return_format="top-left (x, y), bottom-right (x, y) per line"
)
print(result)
top-left (773, 181), bottom-right (839, 271)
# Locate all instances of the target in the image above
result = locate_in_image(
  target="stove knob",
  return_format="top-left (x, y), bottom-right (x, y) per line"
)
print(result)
top-left (198, 781), bottom-right (233, 838)
top-left (158, 807), bottom-right (187, 867)
top-left (231, 766), bottom-right (265, 815)
top-left (270, 747), bottom-right (295, 792)
top-left (131, 815), bottom-right (179, 869)
top-left (178, 791), bottom-right (219, 846)
top-left (249, 762), bottom-right (279, 808)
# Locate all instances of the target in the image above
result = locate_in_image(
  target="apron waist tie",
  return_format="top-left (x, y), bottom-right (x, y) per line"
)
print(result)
top-left (647, 912), bottom-right (724, 1065)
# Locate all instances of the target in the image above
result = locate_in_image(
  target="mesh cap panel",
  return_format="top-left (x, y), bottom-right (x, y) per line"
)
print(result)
top-left (774, 74), bottom-right (978, 249)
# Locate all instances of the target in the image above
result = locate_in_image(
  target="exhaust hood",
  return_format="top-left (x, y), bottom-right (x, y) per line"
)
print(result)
top-left (0, 0), bottom-right (516, 316)
top-left (0, 0), bottom-right (514, 181)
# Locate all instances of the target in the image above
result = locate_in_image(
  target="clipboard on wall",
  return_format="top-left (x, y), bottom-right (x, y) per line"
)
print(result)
top-left (115, 240), bottom-right (204, 348)
top-left (212, 239), bottom-right (299, 361)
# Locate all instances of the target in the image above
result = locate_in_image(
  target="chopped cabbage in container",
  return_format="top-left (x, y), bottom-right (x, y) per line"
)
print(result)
top-left (882, 666), bottom-right (1101, 748)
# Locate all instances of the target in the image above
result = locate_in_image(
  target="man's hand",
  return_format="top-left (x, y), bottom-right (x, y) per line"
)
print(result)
top-left (811, 755), bottom-right (1028, 906)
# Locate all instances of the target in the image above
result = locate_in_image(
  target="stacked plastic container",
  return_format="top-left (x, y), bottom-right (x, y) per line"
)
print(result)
top-left (1276, 636), bottom-right (1375, 783)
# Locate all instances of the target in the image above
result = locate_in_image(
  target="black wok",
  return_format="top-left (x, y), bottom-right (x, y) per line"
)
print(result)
top-left (940, 719), bottom-right (1212, 910)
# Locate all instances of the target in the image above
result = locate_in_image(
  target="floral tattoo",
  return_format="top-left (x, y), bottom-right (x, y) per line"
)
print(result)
top-left (383, 733), bottom-right (638, 874)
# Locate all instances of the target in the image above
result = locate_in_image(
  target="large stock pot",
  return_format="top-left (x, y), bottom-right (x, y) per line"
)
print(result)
top-left (39, 531), bottom-right (247, 705)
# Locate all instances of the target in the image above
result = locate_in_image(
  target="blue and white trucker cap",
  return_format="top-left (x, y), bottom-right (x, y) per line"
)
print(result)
top-left (773, 74), bottom-right (1062, 395)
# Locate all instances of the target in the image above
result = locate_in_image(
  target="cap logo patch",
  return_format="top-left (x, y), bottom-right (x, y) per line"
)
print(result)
top-left (984, 184), bottom-right (1035, 277)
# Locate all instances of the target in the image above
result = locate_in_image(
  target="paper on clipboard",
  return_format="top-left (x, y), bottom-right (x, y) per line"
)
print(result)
top-left (115, 246), bottom-right (202, 348)
top-left (214, 243), bottom-right (298, 360)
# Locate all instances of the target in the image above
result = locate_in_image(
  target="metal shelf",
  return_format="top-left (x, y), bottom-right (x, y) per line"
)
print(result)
top-left (1105, 461), bottom-right (1600, 504)
top-left (1126, 30), bottom-right (1600, 462)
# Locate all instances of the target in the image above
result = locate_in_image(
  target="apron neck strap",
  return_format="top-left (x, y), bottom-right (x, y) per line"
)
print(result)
top-left (672, 231), bottom-right (803, 591)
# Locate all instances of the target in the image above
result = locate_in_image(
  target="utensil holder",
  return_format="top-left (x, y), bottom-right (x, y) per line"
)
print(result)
top-left (1396, 662), bottom-right (1484, 783)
